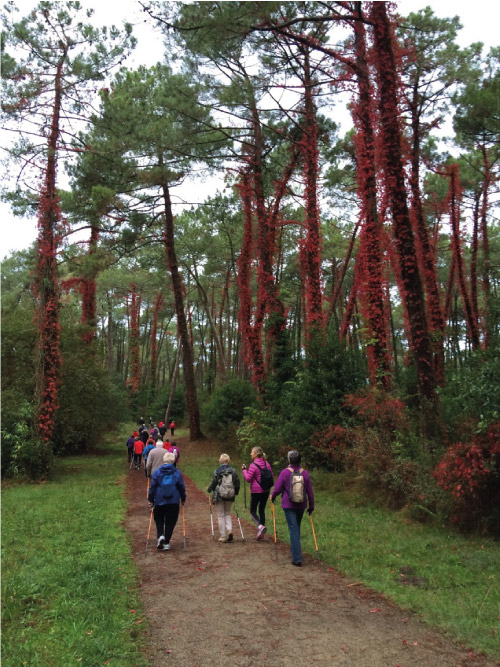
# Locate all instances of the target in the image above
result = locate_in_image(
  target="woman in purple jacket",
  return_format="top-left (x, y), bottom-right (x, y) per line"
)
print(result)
top-left (242, 446), bottom-right (273, 540)
top-left (271, 450), bottom-right (314, 567)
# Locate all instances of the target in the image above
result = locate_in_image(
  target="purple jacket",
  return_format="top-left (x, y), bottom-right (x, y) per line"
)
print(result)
top-left (271, 465), bottom-right (314, 511)
top-left (242, 458), bottom-right (273, 493)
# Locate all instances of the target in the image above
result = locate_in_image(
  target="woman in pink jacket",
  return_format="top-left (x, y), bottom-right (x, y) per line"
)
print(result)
top-left (242, 446), bottom-right (274, 540)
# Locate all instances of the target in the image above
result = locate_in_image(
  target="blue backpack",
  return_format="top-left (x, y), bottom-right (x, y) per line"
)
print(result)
top-left (160, 471), bottom-right (176, 499)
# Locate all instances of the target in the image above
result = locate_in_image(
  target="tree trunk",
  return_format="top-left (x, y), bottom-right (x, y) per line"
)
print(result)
top-left (162, 183), bottom-right (203, 440)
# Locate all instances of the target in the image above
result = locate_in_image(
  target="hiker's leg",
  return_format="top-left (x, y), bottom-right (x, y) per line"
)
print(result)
top-left (163, 503), bottom-right (180, 544)
top-left (216, 501), bottom-right (226, 536)
top-left (224, 501), bottom-right (233, 535)
top-left (153, 505), bottom-right (167, 539)
top-left (249, 494), bottom-right (260, 526)
top-left (257, 492), bottom-right (269, 526)
top-left (284, 508), bottom-right (303, 564)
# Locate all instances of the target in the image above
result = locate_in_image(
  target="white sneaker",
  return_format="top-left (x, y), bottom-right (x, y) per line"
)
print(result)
top-left (157, 535), bottom-right (165, 549)
top-left (162, 543), bottom-right (171, 551)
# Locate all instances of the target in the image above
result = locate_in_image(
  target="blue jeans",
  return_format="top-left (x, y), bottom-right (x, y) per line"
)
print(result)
top-left (284, 508), bottom-right (305, 564)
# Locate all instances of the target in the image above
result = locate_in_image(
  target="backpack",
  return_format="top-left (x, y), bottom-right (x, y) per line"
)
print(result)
top-left (254, 461), bottom-right (274, 491)
top-left (218, 468), bottom-right (235, 500)
top-left (288, 467), bottom-right (305, 503)
top-left (160, 471), bottom-right (176, 500)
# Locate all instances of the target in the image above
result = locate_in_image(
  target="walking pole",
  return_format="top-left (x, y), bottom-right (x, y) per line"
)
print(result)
top-left (209, 496), bottom-right (215, 540)
top-left (271, 503), bottom-right (278, 561)
top-left (182, 504), bottom-right (187, 551)
top-left (145, 508), bottom-right (153, 554)
top-left (309, 513), bottom-right (320, 558)
top-left (146, 477), bottom-right (150, 499)
top-left (234, 505), bottom-right (245, 541)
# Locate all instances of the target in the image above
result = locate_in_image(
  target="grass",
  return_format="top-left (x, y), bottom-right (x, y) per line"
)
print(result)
top-left (1, 427), bottom-right (148, 667)
top-left (181, 443), bottom-right (500, 660)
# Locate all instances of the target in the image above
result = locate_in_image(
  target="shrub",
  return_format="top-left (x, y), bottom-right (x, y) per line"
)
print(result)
top-left (203, 379), bottom-right (258, 439)
top-left (432, 421), bottom-right (500, 533)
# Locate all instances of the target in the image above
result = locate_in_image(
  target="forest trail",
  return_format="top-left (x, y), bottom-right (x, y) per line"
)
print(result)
top-left (125, 437), bottom-right (497, 667)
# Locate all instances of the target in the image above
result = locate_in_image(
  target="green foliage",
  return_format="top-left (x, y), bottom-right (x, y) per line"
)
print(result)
top-left (1, 428), bottom-right (147, 666)
top-left (203, 378), bottom-right (258, 439)
top-left (439, 351), bottom-right (500, 440)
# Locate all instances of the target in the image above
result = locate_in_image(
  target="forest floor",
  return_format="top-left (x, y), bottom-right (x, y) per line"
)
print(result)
top-left (124, 436), bottom-right (498, 667)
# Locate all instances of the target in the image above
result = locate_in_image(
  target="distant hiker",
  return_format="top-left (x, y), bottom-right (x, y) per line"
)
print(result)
top-left (169, 420), bottom-right (176, 436)
top-left (271, 450), bottom-right (314, 567)
top-left (133, 437), bottom-right (144, 471)
top-left (139, 417), bottom-right (145, 427)
top-left (140, 428), bottom-right (149, 445)
top-left (150, 425), bottom-right (159, 440)
top-left (207, 454), bottom-right (240, 543)
top-left (149, 416), bottom-right (154, 427)
top-left (162, 438), bottom-right (171, 450)
top-left (164, 441), bottom-right (180, 467)
top-left (158, 421), bottom-right (167, 439)
top-left (148, 451), bottom-right (186, 551)
top-left (143, 437), bottom-right (156, 477)
top-left (242, 446), bottom-right (274, 540)
top-left (126, 432), bottom-right (136, 463)
top-left (146, 440), bottom-right (168, 478)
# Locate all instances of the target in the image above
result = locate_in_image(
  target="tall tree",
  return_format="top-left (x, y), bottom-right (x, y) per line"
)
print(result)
top-left (1, 1), bottom-right (134, 443)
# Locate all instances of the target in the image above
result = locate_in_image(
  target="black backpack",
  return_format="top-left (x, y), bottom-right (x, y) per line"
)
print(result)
top-left (254, 461), bottom-right (274, 490)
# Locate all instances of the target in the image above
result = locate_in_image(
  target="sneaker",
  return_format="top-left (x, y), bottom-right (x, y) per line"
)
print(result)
top-left (219, 535), bottom-right (229, 543)
top-left (256, 525), bottom-right (266, 540)
top-left (292, 561), bottom-right (302, 567)
top-left (157, 535), bottom-right (165, 549)
top-left (162, 543), bottom-right (171, 551)
top-left (227, 532), bottom-right (233, 543)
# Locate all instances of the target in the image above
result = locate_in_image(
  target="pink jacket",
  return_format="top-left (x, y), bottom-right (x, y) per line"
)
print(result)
top-left (242, 458), bottom-right (272, 493)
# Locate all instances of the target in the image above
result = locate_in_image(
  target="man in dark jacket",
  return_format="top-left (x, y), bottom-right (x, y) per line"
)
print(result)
top-left (148, 452), bottom-right (186, 551)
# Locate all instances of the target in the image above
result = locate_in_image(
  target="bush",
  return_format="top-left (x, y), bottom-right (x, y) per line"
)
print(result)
top-left (432, 421), bottom-right (500, 533)
top-left (203, 379), bottom-right (258, 439)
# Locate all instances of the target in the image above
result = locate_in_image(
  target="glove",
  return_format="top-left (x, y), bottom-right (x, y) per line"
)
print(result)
top-left (307, 508), bottom-right (313, 515)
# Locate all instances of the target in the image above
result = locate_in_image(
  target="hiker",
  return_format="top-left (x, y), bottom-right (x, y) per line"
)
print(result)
top-left (126, 432), bottom-right (136, 463)
top-left (207, 454), bottom-right (240, 543)
top-left (164, 440), bottom-right (180, 467)
top-left (271, 450), bottom-right (314, 567)
top-left (148, 451), bottom-right (186, 551)
top-left (169, 420), bottom-right (176, 436)
top-left (140, 427), bottom-right (149, 446)
top-left (143, 436), bottom-right (156, 477)
top-left (146, 440), bottom-right (168, 478)
top-left (133, 437), bottom-right (144, 471)
top-left (158, 421), bottom-right (167, 439)
top-left (162, 437), bottom-right (171, 450)
top-left (242, 446), bottom-right (274, 540)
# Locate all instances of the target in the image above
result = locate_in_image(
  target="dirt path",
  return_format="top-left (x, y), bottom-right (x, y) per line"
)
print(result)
top-left (125, 437), bottom-right (498, 667)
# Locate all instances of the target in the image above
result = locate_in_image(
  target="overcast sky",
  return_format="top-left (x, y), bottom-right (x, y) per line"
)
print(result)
top-left (1, 0), bottom-right (499, 257)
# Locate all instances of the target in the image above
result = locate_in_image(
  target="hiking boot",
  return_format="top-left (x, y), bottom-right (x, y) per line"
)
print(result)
top-left (256, 525), bottom-right (266, 540)
top-left (227, 532), bottom-right (233, 543)
top-left (162, 543), bottom-right (171, 551)
top-left (292, 561), bottom-right (302, 567)
top-left (219, 535), bottom-right (229, 543)
top-left (157, 535), bottom-right (165, 549)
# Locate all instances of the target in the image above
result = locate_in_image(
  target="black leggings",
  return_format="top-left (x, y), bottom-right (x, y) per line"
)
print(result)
top-left (153, 503), bottom-right (180, 542)
top-left (250, 492), bottom-right (269, 527)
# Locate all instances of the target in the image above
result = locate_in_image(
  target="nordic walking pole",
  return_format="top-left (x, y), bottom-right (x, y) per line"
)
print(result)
top-left (146, 477), bottom-right (150, 499)
top-left (271, 502), bottom-right (278, 561)
top-left (209, 496), bottom-right (215, 540)
top-left (309, 512), bottom-right (320, 558)
top-left (182, 504), bottom-right (187, 551)
top-left (145, 508), bottom-right (153, 554)
top-left (234, 505), bottom-right (245, 541)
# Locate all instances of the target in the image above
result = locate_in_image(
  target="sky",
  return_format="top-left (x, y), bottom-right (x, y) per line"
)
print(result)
top-left (1, 0), bottom-right (499, 257)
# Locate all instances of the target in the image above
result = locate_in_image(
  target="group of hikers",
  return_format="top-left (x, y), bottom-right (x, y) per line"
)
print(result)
top-left (126, 420), bottom-right (315, 567)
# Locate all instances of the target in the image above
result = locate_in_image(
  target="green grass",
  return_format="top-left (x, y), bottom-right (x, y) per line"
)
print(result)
top-left (1, 427), bottom-right (148, 667)
top-left (182, 446), bottom-right (500, 660)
